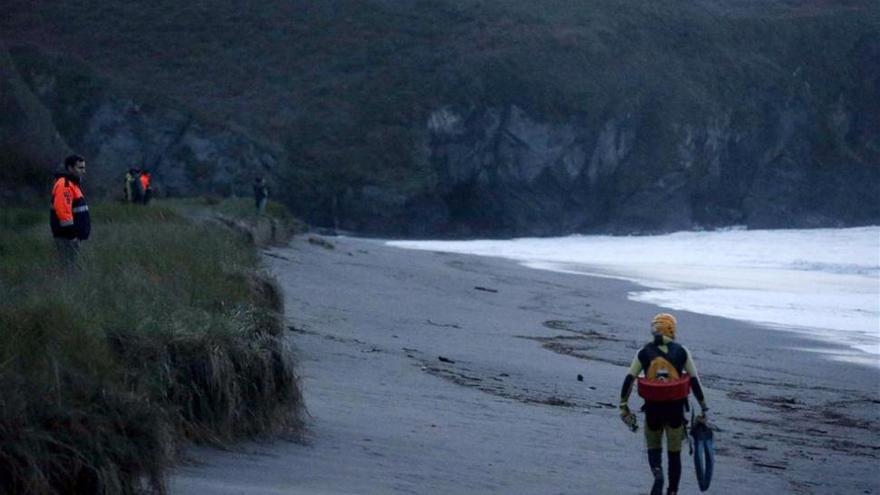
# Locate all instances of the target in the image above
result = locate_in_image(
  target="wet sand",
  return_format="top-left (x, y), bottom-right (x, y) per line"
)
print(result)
top-left (171, 235), bottom-right (879, 494)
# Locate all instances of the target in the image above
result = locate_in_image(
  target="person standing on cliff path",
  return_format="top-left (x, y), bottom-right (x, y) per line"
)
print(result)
top-left (50, 154), bottom-right (91, 268)
top-left (253, 176), bottom-right (269, 214)
top-left (140, 169), bottom-right (152, 204)
top-left (619, 313), bottom-right (709, 495)
top-left (124, 167), bottom-right (143, 203)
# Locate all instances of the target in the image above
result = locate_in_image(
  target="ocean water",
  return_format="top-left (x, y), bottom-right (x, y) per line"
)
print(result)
top-left (388, 227), bottom-right (880, 367)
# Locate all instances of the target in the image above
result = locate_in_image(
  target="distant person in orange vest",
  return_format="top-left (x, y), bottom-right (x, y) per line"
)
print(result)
top-left (253, 176), bottom-right (269, 214)
top-left (619, 313), bottom-right (709, 495)
top-left (139, 169), bottom-right (152, 204)
top-left (50, 155), bottom-right (91, 267)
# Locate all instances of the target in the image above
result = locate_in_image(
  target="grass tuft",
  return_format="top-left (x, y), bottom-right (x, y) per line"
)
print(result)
top-left (0, 199), bottom-right (304, 494)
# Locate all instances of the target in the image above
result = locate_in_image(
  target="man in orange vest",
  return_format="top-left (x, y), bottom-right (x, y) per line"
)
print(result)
top-left (50, 154), bottom-right (91, 267)
top-left (619, 313), bottom-right (709, 495)
top-left (139, 169), bottom-right (152, 204)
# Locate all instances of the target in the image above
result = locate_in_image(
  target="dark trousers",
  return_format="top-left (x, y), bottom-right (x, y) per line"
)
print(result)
top-left (54, 237), bottom-right (80, 269)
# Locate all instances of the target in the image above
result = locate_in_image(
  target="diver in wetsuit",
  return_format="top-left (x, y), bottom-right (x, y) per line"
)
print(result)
top-left (619, 313), bottom-right (709, 495)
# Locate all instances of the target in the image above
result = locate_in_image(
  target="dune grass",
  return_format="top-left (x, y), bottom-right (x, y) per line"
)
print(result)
top-left (0, 200), bottom-right (303, 494)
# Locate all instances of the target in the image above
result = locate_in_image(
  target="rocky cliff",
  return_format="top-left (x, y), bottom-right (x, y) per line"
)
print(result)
top-left (418, 82), bottom-right (880, 236)
top-left (2, 1), bottom-right (878, 236)
top-left (0, 44), bottom-right (70, 204)
top-left (3, 46), bottom-right (283, 202)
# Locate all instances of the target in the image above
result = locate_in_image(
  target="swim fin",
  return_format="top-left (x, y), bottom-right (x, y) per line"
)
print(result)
top-left (691, 420), bottom-right (714, 491)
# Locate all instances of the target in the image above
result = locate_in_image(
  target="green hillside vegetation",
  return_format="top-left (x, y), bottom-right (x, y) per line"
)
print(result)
top-left (0, 201), bottom-right (303, 494)
top-left (2, 0), bottom-right (877, 232)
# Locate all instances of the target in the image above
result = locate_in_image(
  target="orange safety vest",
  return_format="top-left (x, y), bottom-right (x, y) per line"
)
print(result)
top-left (50, 174), bottom-right (90, 239)
top-left (139, 172), bottom-right (151, 190)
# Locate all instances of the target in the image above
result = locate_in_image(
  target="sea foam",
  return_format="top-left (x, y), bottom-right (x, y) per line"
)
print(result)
top-left (388, 227), bottom-right (880, 366)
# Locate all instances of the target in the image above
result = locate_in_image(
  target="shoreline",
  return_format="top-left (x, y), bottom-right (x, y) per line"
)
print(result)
top-left (172, 235), bottom-right (879, 494)
top-left (387, 227), bottom-right (880, 369)
top-left (522, 260), bottom-right (879, 368)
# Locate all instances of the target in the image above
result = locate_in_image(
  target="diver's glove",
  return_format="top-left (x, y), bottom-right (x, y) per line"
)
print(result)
top-left (620, 404), bottom-right (638, 432)
top-left (697, 401), bottom-right (709, 424)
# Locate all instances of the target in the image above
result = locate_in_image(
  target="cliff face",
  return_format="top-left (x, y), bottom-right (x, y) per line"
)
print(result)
top-left (417, 86), bottom-right (879, 236)
top-left (4, 47), bottom-right (282, 201)
top-left (0, 45), bottom-right (70, 204)
top-left (345, 31), bottom-right (880, 236)
top-left (2, 1), bottom-right (878, 235)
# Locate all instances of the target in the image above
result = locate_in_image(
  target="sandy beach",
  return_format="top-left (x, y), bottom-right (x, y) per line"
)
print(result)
top-left (171, 235), bottom-right (879, 494)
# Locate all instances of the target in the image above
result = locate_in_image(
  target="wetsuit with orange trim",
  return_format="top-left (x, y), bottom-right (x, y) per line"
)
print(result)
top-left (50, 172), bottom-right (90, 240)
